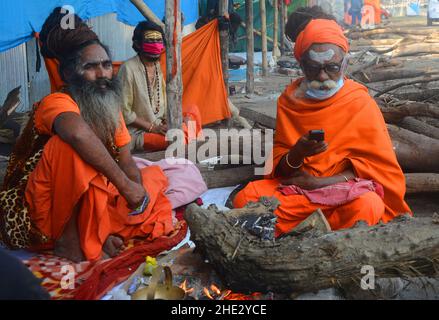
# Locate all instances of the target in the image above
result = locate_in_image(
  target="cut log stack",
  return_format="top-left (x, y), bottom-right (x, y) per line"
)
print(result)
top-left (343, 25), bottom-right (439, 194)
top-left (347, 25), bottom-right (439, 97)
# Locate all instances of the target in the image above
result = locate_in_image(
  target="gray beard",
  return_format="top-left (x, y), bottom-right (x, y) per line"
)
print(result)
top-left (68, 77), bottom-right (122, 146)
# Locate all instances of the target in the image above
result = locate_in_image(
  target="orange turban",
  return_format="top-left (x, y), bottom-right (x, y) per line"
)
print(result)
top-left (294, 19), bottom-right (349, 61)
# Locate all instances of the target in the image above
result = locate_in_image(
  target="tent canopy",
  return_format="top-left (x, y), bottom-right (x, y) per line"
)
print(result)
top-left (0, 0), bottom-right (199, 53)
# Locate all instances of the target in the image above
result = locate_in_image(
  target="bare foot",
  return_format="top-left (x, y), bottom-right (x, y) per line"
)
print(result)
top-left (103, 235), bottom-right (125, 259)
top-left (53, 203), bottom-right (85, 263)
top-left (54, 238), bottom-right (85, 263)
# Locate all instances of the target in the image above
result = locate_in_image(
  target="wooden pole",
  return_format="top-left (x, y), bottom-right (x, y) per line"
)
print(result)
top-left (260, 0), bottom-right (268, 76)
top-left (165, 0), bottom-right (183, 130)
top-left (130, 0), bottom-right (165, 30)
top-left (273, 0), bottom-right (280, 58)
top-left (219, 0), bottom-right (229, 89)
top-left (280, 0), bottom-right (286, 55)
top-left (246, 0), bottom-right (254, 94)
top-left (240, 22), bottom-right (279, 46)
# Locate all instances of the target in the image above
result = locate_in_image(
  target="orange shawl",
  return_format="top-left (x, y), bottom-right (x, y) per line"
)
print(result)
top-left (270, 78), bottom-right (411, 221)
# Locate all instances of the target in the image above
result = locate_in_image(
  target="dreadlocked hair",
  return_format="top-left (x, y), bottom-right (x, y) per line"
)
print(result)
top-left (39, 7), bottom-right (109, 83)
top-left (285, 6), bottom-right (337, 42)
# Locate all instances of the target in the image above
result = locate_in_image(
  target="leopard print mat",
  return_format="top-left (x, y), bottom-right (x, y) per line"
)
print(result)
top-left (0, 107), bottom-right (49, 249)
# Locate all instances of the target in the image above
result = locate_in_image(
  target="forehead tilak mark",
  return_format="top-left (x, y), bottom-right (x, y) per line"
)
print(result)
top-left (309, 49), bottom-right (335, 63)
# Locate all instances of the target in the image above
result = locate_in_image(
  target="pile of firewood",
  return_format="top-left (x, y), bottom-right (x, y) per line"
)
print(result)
top-left (347, 25), bottom-right (439, 100)
top-left (342, 26), bottom-right (439, 193)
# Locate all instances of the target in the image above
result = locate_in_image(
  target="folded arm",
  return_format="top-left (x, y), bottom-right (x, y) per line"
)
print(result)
top-left (53, 112), bottom-right (146, 208)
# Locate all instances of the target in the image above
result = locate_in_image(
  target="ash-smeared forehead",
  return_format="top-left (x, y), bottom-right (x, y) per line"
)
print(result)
top-left (304, 43), bottom-right (346, 63)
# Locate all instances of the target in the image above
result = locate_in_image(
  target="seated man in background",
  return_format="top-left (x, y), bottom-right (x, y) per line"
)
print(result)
top-left (117, 21), bottom-right (201, 152)
top-left (234, 6), bottom-right (411, 237)
top-left (0, 9), bottom-right (176, 262)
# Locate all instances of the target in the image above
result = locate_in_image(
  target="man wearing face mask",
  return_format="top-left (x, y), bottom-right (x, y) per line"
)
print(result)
top-left (118, 21), bottom-right (201, 152)
top-left (233, 6), bottom-right (411, 237)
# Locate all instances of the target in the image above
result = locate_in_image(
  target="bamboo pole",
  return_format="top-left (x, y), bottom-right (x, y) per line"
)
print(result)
top-left (246, 0), bottom-right (254, 94)
top-left (219, 0), bottom-right (229, 89)
top-left (240, 22), bottom-right (279, 45)
top-left (260, 0), bottom-right (268, 76)
top-left (165, 0), bottom-right (183, 130)
top-left (129, 0), bottom-right (165, 30)
top-left (273, 0), bottom-right (280, 58)
top-left (280, 0), bottom-right (286, 55)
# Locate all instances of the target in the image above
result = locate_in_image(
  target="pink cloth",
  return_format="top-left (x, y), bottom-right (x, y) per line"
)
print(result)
top-left (142, 43), bottom-right (164, 55)
top-left (278, 178), bottom-right (384, 206)
top-left (133, 157), bottom-right (207, 209)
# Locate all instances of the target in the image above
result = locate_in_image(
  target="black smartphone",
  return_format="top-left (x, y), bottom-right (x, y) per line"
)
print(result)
top-left (128, 196), bottom-right (149, 216)
top-left (309, 129), bottom-right (325, 142)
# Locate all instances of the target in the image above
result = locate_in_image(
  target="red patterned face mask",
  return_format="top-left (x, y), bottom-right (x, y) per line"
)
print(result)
top-left (142, 42), bottom-right (165, 55)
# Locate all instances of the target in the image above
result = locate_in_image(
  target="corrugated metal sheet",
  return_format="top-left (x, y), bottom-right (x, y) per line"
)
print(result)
top-left (26, 39), bottom-right (51, 107)
top-left (88, 13), bottom-right (137, 62)
top-left (0, 13), bottom-right (197, 112)
top-left (0, 43), bottom-right (29, 112)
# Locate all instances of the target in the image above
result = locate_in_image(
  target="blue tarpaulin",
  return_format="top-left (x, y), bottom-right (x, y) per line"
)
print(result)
top-left (0, 0), bottom-right (199, 53)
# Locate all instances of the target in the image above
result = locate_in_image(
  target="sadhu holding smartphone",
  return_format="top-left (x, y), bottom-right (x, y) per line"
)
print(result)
top-left (233, 6), bottom-right (411, 237)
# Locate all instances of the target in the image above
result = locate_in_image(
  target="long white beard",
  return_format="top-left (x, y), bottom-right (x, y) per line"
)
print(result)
top-left (69, 78), bottom-right (122, 146)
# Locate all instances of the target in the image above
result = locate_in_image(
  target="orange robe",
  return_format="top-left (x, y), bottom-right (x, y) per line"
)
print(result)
top-left (25, 93), bottom-right (174, 261)
top-left (364, 0), bottom-right (382, 25)
top-left (234, 78), bottom-right (411, 236)
top-left (142, 103), bottom-right (203, 152)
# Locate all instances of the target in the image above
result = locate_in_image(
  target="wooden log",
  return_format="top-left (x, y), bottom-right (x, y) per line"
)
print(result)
top-left (405, 173), bottom-right (439, 194)
top-left (135, 128), bottom-right (269, 164)
top-left (392, 43), bottom-right (439, 58)
top-left (387, 124), bottom-right (439, 173)
top-left (259, 0), bottom-right (268, 76)
top-left (129, 0), bottom-right (165, 30)
top-left (219, 0), bottom-right (229, 88)
top-left (184, 201), bottom-right (439, 294)
top-left (239, 106), bottom-right (276, 129)
top-left (165, 0), bottom-right (183, 130)
top-left (398, 116), bottom-right (439, 140)
top-left (376, 98), bottom-right (439, 123)
top-left (356, 69), bottom-right (438, 84)
top-left (349, 27), bottom-right (439, 38)
top-left (393, 88), bottom-right (439, 102)
top-left (245, 0), bottom-right (254, 94)
top-left (375, 76), bottom-right (439, 97)
top-left (198, 164), bottom-right (259, 188)
top-left (417, 116), bottom-right (439, 129)
top-left (352, 38), bottom-right (403, 46)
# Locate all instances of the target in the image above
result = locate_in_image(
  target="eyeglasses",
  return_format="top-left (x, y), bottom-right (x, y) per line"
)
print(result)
top-left (301, 58), bottom-right (346, 77)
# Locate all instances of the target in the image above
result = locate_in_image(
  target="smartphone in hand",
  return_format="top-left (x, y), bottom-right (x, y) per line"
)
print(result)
top-left (128, 196), bottom-right (149, 216)
top-left (309, 129), bottom-right (325, 142)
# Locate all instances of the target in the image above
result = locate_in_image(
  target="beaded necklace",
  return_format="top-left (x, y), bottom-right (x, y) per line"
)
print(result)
top-left (143, 61), bottom-right (161, 114)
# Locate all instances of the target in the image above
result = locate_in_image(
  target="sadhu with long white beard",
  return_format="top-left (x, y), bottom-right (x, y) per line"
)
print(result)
top-left (234, 6), bottom-right (411, 236)
top-left (0, 9), bottom-right (177, 262)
